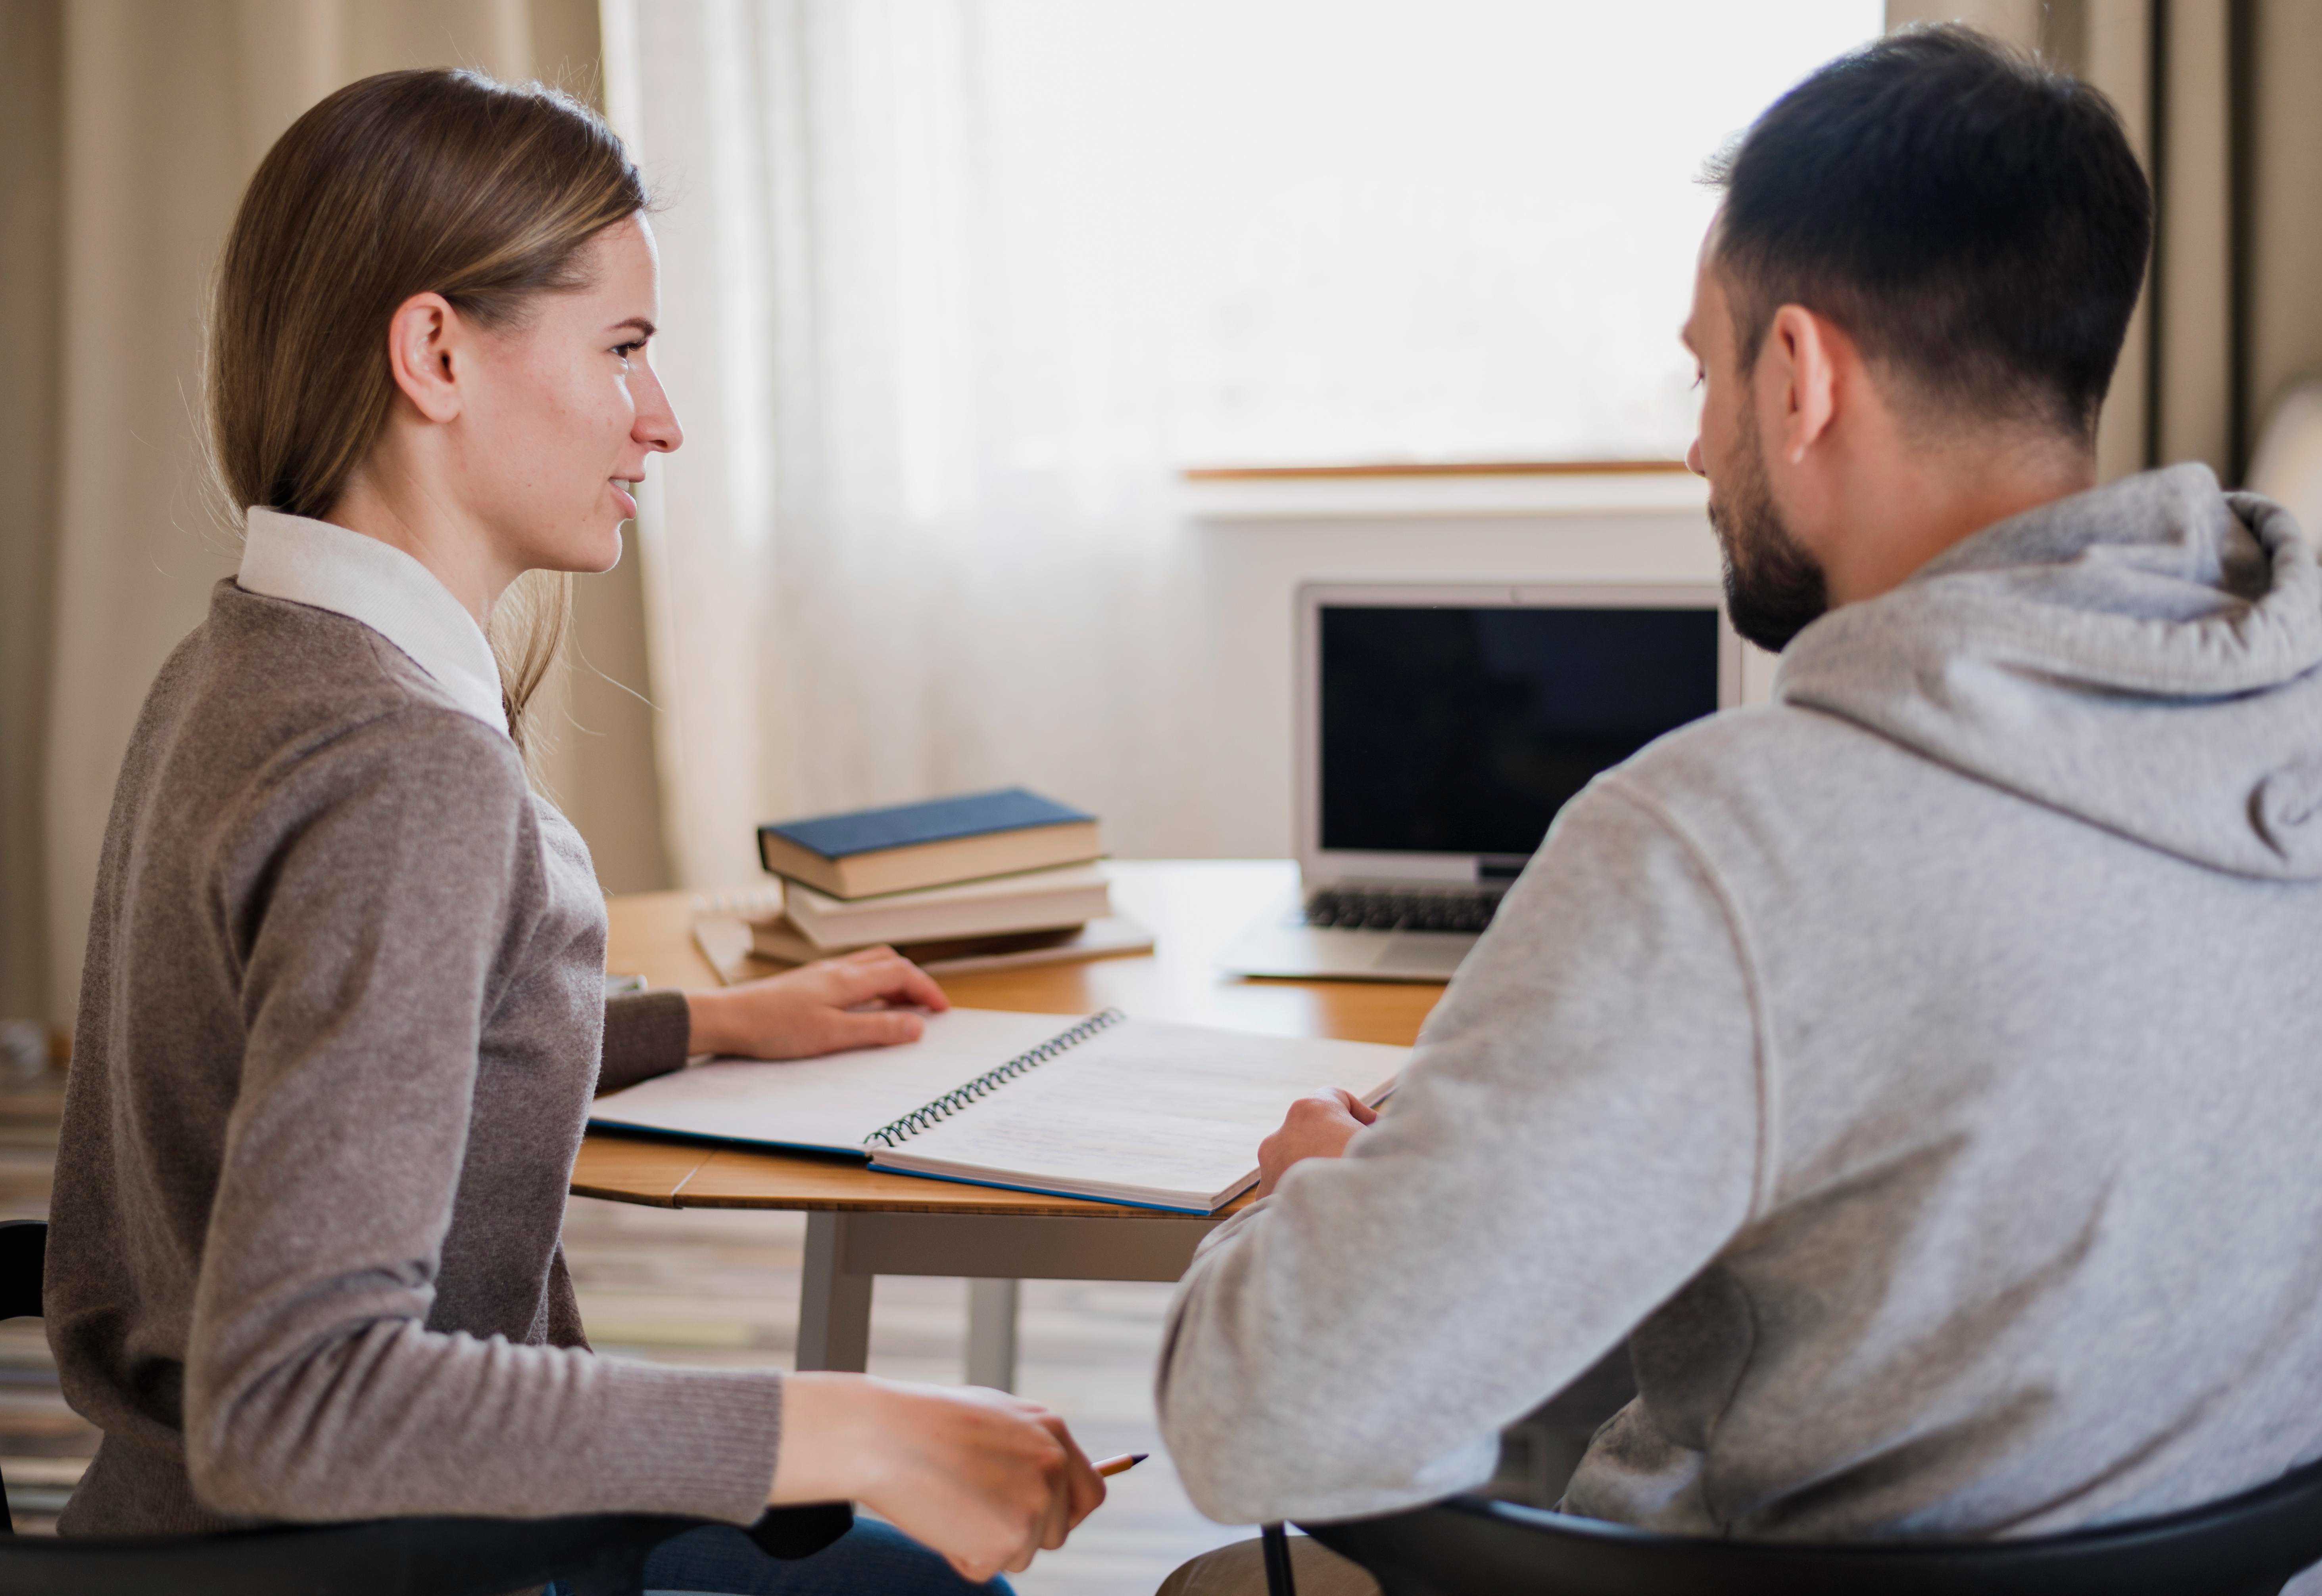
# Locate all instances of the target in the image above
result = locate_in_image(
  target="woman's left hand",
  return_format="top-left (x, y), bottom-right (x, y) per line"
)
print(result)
top-left (685, 947), bottom-right (951, 1060)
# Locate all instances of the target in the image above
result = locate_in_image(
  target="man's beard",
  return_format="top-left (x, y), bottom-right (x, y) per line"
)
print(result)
top-left (1709, 406), bottom-right (1828, 653)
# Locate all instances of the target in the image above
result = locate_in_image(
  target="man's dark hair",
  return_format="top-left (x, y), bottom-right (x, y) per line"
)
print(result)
top-left (1711, 25), bottom-right (2151, 440)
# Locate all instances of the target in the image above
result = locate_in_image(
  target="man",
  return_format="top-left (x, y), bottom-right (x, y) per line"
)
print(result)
top-left (1156, 25), bottom-right (2322, 1594)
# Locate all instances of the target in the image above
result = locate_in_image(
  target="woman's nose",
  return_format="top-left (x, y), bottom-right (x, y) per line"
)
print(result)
top-left (636, 378), bottom-right (683, 454)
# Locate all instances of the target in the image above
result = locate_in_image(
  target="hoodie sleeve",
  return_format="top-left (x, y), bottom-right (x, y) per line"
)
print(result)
top-left (1156, 779), bottom-right (1765, 1525)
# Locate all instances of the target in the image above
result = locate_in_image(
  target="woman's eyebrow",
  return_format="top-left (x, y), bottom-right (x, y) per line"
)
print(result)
top-left (608, 316), bottom-right (658, 338)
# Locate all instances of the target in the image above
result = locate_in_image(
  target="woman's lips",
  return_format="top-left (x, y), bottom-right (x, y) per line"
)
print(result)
top-left (612, 480), bottom-right (639, 518)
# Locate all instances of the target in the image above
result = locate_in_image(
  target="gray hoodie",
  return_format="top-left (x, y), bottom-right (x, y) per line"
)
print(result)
top-left (1157, 464), bottom-right (2322, 1539)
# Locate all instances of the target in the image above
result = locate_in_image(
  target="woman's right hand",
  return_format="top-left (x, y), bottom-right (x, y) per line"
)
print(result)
top-left (770, 1372), bottom-right (1106, 1583)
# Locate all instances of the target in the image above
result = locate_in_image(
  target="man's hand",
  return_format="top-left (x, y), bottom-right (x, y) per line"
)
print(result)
top-left (1255, 1088), bottom-right (1380, 1197)
top-left (685, 947), bottom-right (950, 1059)
top-left (771, 1373), bottom-right (1106, 1583)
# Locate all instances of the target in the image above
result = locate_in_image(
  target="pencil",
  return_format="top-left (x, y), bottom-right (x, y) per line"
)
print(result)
top-left (1095, 1452), bottom-right (1149, 1478)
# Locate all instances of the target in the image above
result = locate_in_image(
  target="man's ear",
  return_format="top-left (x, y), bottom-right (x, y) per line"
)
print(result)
top-left (383, 291), bottom-right (465, 424)
top-left (1763, 303), bottom-right (1841, 465)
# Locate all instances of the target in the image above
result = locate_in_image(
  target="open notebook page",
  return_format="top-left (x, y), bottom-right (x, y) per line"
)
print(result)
top-left (870, 1018), bottom-right (1406, 1211)
top-left (588, 1007), bottom-right (1086, 1155)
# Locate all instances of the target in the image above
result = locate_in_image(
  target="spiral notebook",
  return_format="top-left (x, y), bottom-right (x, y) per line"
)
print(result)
top-left (588, 1007), bottom-right (1408, 1213)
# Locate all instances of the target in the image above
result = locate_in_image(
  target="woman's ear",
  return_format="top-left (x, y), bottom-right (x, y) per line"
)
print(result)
top-left (383, 291), bottom-right (466, 424)
top-left (1765, 303), bottom-right (1840, 466)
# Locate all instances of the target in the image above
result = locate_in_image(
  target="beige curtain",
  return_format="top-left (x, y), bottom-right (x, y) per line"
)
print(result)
top-left (0, 2), bottom-right (65, 1034)
top-left (2109, 0), bottom-right (2322, 485)
top-left (2, 0), bottom-right (670, 1033)
top-left (1893, 1), bottom-right (2322, 487)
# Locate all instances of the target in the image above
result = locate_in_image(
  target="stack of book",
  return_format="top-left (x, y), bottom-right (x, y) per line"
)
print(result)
top-left (741, 788), bottom-right (1152, 976)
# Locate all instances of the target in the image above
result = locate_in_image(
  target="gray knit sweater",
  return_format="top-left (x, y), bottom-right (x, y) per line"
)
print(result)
top-left (48, 579), bottom-right (785, 1535)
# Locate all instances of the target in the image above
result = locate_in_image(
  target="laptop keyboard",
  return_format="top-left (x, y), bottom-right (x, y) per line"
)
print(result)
top-left (1303, 886), bottom-right (1504, 934)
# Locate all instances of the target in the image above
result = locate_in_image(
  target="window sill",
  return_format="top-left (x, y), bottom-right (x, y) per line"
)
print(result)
top-left (1177, 463), bottom-right (1708, 521)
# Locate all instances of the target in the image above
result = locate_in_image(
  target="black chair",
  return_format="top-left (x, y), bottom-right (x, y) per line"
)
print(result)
top-left (1271, 1459), bottom-right (2322, 1596)
top-left (0, 1220), bottom-right (853, 1596)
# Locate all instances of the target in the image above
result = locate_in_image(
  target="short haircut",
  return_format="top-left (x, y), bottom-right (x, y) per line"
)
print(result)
top-left (1711, 25), bottom-right (2151, 440)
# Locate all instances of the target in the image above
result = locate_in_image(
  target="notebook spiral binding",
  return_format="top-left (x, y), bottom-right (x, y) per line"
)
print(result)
top-left (864, 1008), bottom-right (1128, 1150)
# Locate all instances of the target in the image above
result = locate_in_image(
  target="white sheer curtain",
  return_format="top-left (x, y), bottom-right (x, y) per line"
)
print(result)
top-left (605, 0), bottom-right (1882, 888)
top-left (607, 0), bottom-right (1215, 887)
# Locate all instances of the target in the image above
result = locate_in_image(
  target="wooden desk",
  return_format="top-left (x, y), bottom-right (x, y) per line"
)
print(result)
top-left (582, 860), bottom-right (1442, 1387)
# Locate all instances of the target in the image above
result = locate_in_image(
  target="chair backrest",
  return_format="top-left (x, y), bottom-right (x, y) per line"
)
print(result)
top-left (0, 1223), bottom-right (45, 1326)
top-left (1300, 1459), bottom-right (2322, 1596)
top-left (0, 1221), bottom-right (45, 1535)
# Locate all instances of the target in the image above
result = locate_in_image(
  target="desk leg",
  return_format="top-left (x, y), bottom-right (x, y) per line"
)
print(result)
top-left (797, 1212), bottom-right (872, 1372)
top-left (965, 1278), bottom-right (1019, 1391)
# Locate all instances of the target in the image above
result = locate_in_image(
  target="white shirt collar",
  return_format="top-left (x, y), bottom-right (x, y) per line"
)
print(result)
top-left (237, 507), bottom-right (510, 736)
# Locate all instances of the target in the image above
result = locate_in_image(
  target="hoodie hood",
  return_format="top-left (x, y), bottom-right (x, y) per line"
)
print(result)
top-left (1775, 462), bottom-right (2322, 879)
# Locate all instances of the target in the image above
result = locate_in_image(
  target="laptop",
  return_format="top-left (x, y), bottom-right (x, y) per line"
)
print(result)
top-left (1219, 581), bottom-right (1742, 982)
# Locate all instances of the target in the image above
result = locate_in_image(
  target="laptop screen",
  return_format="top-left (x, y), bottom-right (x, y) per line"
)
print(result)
top-left (1319, 603), bottom-right (1722, 859)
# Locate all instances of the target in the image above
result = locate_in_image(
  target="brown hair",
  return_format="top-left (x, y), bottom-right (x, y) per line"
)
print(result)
top-left (207, 68), bottom-right (648, 763)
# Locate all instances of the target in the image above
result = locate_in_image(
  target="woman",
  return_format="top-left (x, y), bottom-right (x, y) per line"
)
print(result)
top-left (44, 69), bottom-right (1101, 1594)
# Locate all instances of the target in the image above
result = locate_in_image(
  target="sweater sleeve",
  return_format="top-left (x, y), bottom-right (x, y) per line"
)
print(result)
top-left (1154, 781), bottom-right (1765, 1524)
top-left (183, 709), bottom-right (782, 1525)
top-left (600, 989), bottom-right (694, 1093)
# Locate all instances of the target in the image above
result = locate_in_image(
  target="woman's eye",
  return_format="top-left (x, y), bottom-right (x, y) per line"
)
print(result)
top-left (613, 342), bottom-right (642, 361)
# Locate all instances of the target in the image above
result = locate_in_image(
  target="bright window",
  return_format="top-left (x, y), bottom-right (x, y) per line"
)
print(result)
top-left (977, 0), bottom-right (1885, 468)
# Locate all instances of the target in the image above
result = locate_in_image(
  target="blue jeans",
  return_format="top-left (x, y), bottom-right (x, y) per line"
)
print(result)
top-left (546, 1517), bottom-right (1013, 1596)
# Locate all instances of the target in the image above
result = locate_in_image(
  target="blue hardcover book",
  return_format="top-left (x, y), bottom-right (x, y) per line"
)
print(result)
top-left (757, 787), bottom-right (1100, 899)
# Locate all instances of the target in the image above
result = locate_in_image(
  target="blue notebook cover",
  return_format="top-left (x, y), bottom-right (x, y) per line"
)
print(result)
top-left (760, 787), bottom-right (1093, 863)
